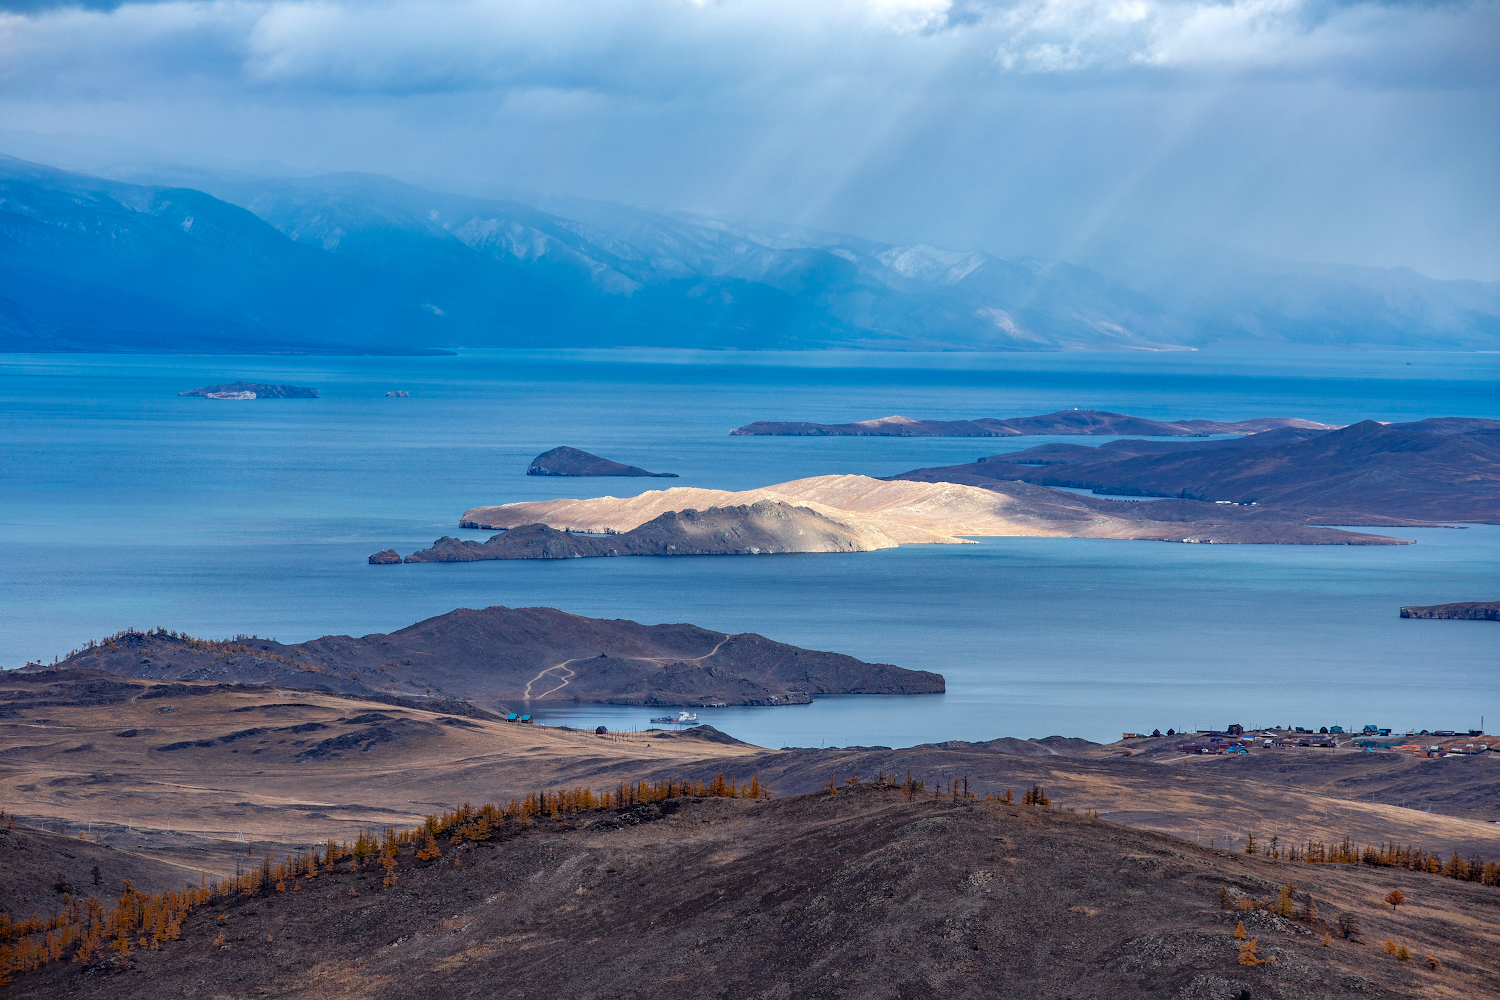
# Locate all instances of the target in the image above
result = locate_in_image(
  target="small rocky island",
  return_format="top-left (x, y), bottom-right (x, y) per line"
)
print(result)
top-left (1400, 601), bottom-right (1499, 620)
top-left (528, 446), bottom-right (676, 477)
top-left (179, 381), bottom-right (319, 399)
top-left (374, 500), bottom-right (893, 563)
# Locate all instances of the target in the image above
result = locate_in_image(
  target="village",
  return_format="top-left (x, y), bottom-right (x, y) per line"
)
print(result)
top-left (1117, 724), bottom-right (1497, 757)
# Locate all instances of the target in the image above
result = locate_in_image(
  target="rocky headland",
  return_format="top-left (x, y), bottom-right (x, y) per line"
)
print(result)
top-left (731, 410), bottom-right (1335, 437)
top-left (461, 474), bottom-right (1411, 546)
top-left (179, 381), bottom-right (318, 398)
top-left (39, 606), bottom-right (944, 709)
top-left (394, 500), bottom-right (893, 562)
top-left (1400, 601), bottom-right (1500, 620)
top-left (527, 446), bottom-right (677, 477)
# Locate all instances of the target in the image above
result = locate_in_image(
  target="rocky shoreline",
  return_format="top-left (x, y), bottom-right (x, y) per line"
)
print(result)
top-left (179, 381), bottom-right (318, 398)
top-left (1400, 601), bottom-right (1499, 620)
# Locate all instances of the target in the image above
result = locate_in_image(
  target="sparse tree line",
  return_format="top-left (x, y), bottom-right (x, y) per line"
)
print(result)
top-left (1240, 833), bottom-right (1498, 887)
top-left (1220, 881), bottom-right (1443, 972)
top-left (61, 627), bottom-right (313, 671)
top-left (0, 776), bottom-right (767, 985)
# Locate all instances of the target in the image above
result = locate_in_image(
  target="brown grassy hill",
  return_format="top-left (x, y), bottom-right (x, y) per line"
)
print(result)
top-left (39, 606), bottom-right (941, 709)
top-left (9, 785), bottom-right (1497, 999)
top-left (6, 671), bottom-right (1498, 871)
top-left (0, 670), bottom-right (763, 854)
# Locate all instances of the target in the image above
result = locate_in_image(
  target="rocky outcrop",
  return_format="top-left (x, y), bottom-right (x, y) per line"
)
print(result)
top-left (385, 390), bottom-right (409, 397)
top-left (731, 411), bottom-right (1335, 438)
top-left (179, 382), bottom-right (318, 398)
top-left (368, 549), bottom-right (401, 565)
top-left (397, 501), bottom-right (895, 562)
top-left (1400, 602), bottom-right (1499, 620)
top-left (527, 446), bottom-right (676, 477)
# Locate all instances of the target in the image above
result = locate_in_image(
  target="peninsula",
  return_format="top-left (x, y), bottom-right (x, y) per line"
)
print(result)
top-left (730, 410), bottom-right (1335, 437)
top-left (461, 474), bottom-right (1410, 546)
top-left (893, 417), bottom-right (1500, 523)
top-left (390, 500), bottom-right (893, 562)
top-left (527, 446), bottom-right (677, 477)
top-left (179, 381), bottom-right (319, 398)
top-left (41, 606), bottom-right (944, 709)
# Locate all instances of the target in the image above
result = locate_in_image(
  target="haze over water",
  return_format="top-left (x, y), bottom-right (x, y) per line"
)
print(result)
top-left (3, 349), bottom-right (1496, 747)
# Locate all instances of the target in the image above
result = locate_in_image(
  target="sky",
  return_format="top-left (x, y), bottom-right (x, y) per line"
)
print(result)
top-left (1, 0), bottom-right (1496, 279)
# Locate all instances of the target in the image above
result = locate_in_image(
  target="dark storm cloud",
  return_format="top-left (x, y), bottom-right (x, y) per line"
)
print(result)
top-left (0, 0), bottom-right (1495, 277)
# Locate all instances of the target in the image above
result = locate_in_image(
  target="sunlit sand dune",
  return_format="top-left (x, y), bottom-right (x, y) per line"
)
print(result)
top-left (461, 474), bottom-right (1410, 545)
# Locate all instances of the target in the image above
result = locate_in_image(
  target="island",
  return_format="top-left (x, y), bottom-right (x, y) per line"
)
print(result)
top-left (528, 446), bottom-right (677, 477)
top-left (1400, 602), bottom-right (1499, 620)
top-left (386, 501), bottom-right (894, 563)
top-left (730, 410), bottom-right (1334, 437)
top-left (42, 605), bottom-right (946, 709)
top-left (179, 381), bottom-right (319, 398)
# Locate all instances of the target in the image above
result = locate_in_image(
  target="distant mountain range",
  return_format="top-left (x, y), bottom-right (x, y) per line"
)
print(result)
top-left (2, 154), bottom-right (1496, 354)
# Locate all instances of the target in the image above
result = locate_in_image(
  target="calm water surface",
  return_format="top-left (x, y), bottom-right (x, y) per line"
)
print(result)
top-left (2, 349), bottom-right (1496, 746)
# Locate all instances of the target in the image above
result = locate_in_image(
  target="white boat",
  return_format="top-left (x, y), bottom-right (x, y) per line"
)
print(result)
top-left (648, 710), bottom-right (699, 725)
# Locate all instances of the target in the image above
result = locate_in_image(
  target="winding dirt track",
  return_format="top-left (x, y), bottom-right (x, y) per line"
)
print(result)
top-left (521, 635), bottom-right (734, 702)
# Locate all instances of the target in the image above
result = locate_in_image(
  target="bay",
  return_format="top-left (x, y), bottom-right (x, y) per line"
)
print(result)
top-left (2, 348), bottom-right (1496, 747)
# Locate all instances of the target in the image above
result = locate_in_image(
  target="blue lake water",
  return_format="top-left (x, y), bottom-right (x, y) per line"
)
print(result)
top-left (2, 349), bottom-right (1496, 747)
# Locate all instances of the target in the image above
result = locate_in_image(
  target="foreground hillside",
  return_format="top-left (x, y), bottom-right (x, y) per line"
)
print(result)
top-left (8, 785), bottom-right (1497, 998)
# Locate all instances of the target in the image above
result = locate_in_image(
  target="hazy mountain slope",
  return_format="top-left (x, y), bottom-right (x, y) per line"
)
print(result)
top-left (0, 157), bottom-right (447, 353)
top-left (6, 154), bottom-right (1497, 353)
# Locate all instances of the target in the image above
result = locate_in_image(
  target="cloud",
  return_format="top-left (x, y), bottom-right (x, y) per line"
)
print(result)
top-left (3, 0), bottom-right (1492, 96)
top-left (0, 0), bottom-right (1495, 278)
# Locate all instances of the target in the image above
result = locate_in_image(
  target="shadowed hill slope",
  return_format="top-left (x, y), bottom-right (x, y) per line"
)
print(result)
top-left (7, 786), bottom-right (1497, 998)
top-left (0, 823), bottom-right (199, 917)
